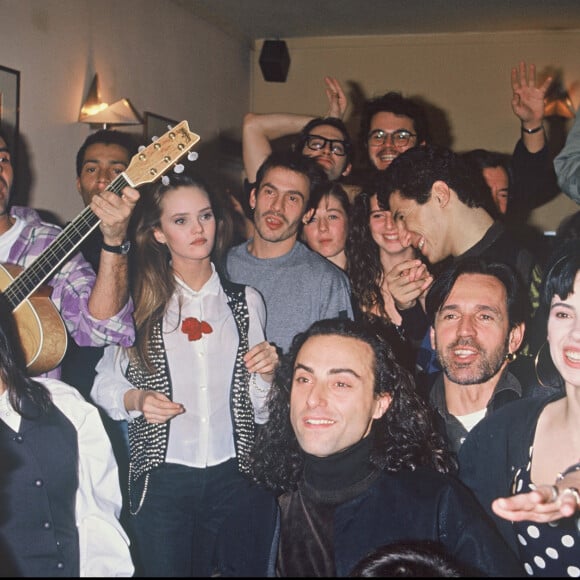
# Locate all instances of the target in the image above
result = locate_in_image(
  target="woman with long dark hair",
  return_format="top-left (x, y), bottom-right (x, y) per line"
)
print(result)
top-left (346, 188), bottom-right (432, 374)
top-left (0, 300), bottom-right (132, 576)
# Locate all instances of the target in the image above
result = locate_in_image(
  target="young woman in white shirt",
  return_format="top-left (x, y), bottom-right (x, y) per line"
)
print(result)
top-left (91, 174), bottom-right (278, 577)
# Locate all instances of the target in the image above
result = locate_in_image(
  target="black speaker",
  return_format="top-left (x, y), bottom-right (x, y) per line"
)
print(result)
top-left (259, 40), bottom-right (291, 83)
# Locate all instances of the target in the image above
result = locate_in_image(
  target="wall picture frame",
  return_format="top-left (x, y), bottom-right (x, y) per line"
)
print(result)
top-left (0, 64), bottom-right (20, 150)
top-left (143, 111), bottom-right (178, 142)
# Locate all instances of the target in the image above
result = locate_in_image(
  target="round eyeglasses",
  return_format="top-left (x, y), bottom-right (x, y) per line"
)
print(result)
top-left (367, 129), bottom-right (417, 149)
top-left (305, 134), bottom-right (348, 156)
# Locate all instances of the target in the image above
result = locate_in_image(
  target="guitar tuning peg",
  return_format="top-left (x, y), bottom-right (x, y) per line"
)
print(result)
top-left (166, 124), bottom-right (174, 131)
top-left (161, 175), bottom-right (170, 186)
top-left (173, 163), bottom-right (185, 174)
top-left (151, 135), bottom-right (159, 142)
top-left (138, 145), bottom-right (146, 152)
top-left (187, 151), bottom-right (199, 162)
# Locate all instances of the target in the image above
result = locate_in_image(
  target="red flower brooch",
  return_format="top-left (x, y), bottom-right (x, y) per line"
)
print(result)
top-left (181, 317), bottom-right (213, 341)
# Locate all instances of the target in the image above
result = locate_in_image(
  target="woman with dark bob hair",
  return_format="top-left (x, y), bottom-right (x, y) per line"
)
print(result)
top-left (459, 239), bottom-right (580, 577)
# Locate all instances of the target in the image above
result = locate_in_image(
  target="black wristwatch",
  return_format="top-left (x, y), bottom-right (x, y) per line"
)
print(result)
top-left (102, 240), bottom-right (131, 255)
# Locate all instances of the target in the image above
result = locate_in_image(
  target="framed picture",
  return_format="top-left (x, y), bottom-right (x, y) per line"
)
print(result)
top-left (0, 65), bottom-right (20, 150)
top-left (143, 111), bottom-right (178, 142)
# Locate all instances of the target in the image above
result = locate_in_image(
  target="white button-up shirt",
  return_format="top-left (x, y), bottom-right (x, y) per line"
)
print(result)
top-left (0, 380), bottom-right (134, 576)
top-left (92, 266), bottom-right (270, 468)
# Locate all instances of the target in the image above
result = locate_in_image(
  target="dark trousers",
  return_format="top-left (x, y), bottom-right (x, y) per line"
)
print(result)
top-left (130, 459), bottom-right (257, 577)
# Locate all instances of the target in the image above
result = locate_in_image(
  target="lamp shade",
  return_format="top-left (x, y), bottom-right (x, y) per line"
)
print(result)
top-left (78, 74), bottom-right (108, 120)
top-left (80, 98), bottom-right (143, 127)
top-left (544, 94), bottom-right (576, 119)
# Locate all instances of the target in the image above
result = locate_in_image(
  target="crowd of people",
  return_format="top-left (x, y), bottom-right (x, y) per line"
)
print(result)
top-left (0, 59), bottom-right (579, 577)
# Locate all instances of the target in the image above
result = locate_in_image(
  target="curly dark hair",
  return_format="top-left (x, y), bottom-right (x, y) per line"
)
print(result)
top-left (359, 92), bottom-right (430, 165)
top-left (349, 540), bottom-right (466, 577)
top-left (250, 318), bottom-right (454, 493)
top-left (346, 188), bottom-right (389, 319)
top-left (376, 145), bottom-right (490, 211)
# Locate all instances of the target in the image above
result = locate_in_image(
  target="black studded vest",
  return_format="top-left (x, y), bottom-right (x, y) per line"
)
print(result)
top-left (125, 280), bottom-right (254, 514)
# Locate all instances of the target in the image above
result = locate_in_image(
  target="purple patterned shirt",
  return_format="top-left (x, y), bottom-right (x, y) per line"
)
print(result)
top-left (4, 206), bottom-right (135, 379)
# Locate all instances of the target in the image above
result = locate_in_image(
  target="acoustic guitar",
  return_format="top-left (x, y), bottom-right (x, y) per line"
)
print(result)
top-left (1, 121), bottom-right (200, 375)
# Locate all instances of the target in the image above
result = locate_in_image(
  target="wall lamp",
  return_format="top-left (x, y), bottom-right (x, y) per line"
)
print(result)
top-left (543, 70), bottom-right (577, 119)
top-left (79, 74), bottom-right (143, 129)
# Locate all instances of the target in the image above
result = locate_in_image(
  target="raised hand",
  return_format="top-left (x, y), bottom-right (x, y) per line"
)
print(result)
top-left (324, 76), bottom-right (348, 120)
top-left (511, 61), bottom-right (553, 127)
top-left (92, 185), bottom-right (140, 246)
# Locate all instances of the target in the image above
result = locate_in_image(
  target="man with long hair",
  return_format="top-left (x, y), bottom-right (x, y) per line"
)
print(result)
top-left (247, 317), bottom-right (523, 577)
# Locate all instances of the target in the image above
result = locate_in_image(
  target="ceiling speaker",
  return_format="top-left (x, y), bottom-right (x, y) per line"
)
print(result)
top-left (259, 40), bottom-right (290, 83)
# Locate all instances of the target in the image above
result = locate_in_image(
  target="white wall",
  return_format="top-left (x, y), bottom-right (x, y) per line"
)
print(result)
top-left (0, 0), bottom-right (250, 222)
top-left (1, 2), bottom-right (578, 231)
top-left (250, 30), bottom-right (580, 231)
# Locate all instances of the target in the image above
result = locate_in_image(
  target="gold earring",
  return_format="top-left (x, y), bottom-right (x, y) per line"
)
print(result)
top-left (505, 352), bottom-right (517, 363)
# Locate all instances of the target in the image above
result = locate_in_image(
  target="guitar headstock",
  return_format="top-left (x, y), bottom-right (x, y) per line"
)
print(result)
top-left (124, 120), bottom-right (201, 187)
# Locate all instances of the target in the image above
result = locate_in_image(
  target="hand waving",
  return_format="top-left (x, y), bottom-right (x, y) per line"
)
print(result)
top-left (324, 76), bottom-right (348, 120)
top-left (511, 61), bottom-right (553, 126)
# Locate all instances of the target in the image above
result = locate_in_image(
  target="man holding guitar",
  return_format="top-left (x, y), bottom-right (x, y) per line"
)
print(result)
top-left (60, 129), bottom-right (140, 399)
top-left (0, 127), bottom-right (138, 379)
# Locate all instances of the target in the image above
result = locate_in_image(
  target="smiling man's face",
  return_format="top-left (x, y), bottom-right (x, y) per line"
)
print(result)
top-left (290, 334), bottom-right (390, 457)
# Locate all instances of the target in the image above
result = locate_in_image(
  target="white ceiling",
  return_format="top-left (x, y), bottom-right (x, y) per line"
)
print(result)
top-left (178, 0), bottom-right (580, 43)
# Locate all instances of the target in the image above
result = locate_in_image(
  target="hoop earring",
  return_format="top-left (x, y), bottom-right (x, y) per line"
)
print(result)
top-left (534, 342), bottom-right (550, 388)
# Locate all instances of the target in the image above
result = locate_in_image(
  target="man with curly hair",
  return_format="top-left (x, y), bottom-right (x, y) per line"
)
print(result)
top-left (244, 318), bottom-right (523, 577)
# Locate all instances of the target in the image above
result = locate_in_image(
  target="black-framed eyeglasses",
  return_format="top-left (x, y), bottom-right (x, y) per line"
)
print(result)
top-left (305, 134), bottom-right (348, 156)
top-left (367, 129), bottom-right (417, 149)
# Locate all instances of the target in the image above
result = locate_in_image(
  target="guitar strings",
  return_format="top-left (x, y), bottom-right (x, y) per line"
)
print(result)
top-left (5, 176), bottom-right (130, 306)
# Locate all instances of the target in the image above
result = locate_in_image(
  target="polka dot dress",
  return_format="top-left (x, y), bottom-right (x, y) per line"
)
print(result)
top-left (512, 448), bottom-right (580, 577)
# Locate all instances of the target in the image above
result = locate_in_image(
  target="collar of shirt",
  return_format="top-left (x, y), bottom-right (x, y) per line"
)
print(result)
top-left (0, 389), bottom-right (21, 431)
top-left (430, 368), bottom-right (522, 418)
top-left (173, 262), bottom-right (221, 298)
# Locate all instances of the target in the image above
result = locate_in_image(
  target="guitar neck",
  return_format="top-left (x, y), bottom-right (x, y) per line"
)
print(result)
top-left (3, 120), bottom-right (200, 312)
top-left (3, 174), bottom-right (131, 310)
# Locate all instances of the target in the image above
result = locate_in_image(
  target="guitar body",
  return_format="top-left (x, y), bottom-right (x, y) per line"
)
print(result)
top-left (0, 264), bottom-right (68, 375)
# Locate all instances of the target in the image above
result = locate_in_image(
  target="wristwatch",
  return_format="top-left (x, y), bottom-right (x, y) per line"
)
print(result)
top-left (102, 240), bottom-right (131, 255)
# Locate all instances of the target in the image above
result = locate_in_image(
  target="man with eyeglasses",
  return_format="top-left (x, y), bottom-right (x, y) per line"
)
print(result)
top-left (235, 78), bottom-right (354, 241)
top-left (242, 77), bottom-right (353, 186)
top-left (359, 91), bottom-right (429, 172)
top-left (356, 92), bottom-right (433, 364)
